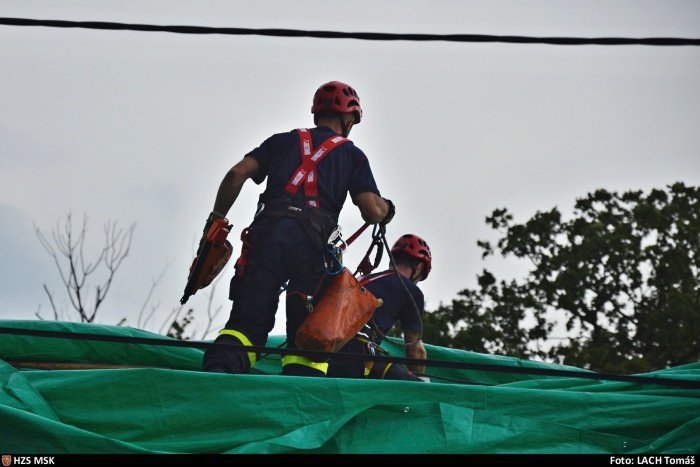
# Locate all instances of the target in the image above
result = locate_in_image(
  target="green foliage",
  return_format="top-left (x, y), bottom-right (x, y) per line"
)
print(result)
top-left (166, 308), bottom-right (195, 340)
top-left (426, 183), bottom-right (699, 373)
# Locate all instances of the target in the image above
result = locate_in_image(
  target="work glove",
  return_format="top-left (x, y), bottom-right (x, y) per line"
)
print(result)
top-left (380, 198), bottom-right (395, 226)
top-left (417, 375), bottom-right (431, 383)
top-left (198, 210), bottom-right (225, 254)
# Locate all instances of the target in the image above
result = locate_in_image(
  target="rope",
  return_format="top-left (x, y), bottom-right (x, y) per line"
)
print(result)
top-left (1, 17), bottom-right (699, 46)
top-left (1, 326), bottom-right (698, 389)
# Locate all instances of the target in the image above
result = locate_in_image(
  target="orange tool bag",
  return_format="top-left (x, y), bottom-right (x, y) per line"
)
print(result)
top-left (180, 217), bottom-right (233, 305)
top-left (295, 267), bottom-right (383, 353)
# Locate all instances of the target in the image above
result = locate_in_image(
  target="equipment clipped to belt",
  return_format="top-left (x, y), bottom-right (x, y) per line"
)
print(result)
top-left (355, 225), bottom-right (385, 276)
top-left (234, 227), bottom-right (251, 278)
top-left (295, 223), bottom-right (385, 353)
top-left (180, 217), bottom-right (233, 305)
top-left (296, 267), bottom-right (383, 353)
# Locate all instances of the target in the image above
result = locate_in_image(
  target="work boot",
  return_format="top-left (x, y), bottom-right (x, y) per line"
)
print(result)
top-left (202, 334), bottom-right (250, 374)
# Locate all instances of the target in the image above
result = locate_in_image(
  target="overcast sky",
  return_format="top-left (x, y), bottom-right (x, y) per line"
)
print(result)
top-left (1, 0), bottom-right (699, 340)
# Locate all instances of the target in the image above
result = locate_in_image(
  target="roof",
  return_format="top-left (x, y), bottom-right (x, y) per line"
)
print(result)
top-left (1, 319), bottom-right (698, 454)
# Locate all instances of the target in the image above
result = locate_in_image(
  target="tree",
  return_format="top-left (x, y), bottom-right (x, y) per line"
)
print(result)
top-left (35, 212), bottom-right (226, 340)
top-left (137, 275), bottom-right (226, 341)
top-left (424, 183), bottom-right (699, 373)
top-left (35, 212), bottom-right (135, 323)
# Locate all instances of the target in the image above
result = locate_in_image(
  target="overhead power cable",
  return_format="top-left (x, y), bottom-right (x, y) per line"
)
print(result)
top-left (1, 326), bottom-right (699, 389)
top-left (1, 17), bottom-right (699, 46)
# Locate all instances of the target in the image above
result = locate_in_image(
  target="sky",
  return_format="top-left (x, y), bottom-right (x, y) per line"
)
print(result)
top-left (1, 0), bottom-right (699, 341)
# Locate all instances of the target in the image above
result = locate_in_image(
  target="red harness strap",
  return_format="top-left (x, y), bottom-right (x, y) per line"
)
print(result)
top-left (285, 128), bottom-right (349, 208)
top-left (359, 271), bottom-right (395, 286)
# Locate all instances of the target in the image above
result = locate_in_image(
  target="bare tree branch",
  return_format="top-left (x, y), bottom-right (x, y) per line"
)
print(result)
top-left (36, 212), bottom-right (228, 340)
top-left (137, 259), bottom-right (174, 329)
top-left (34, 212), bottom-right (135, 323)
top-left (41, 284), bottom-right (60, 320)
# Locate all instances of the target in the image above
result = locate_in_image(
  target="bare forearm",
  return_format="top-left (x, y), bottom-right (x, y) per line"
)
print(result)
top-left (405, 332), bottom-right (426, 375)
top-left (354, 192), bottom-right (391, 223)
top-left (213, 170), bottom-right (245, 215)
top-left (212, 157), bottom-right (259, 216)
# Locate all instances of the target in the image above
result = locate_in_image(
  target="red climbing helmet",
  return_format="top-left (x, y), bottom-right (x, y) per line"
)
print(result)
top-left (311, 81), bottom-right (362, 124)
top-left (391, 234), bottom-right (432, 279)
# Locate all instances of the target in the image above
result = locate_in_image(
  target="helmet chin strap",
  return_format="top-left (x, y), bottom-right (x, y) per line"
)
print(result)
top-left (410, 264), bottom-right (427, 283)
top-left (410, 265), bottom-right (419, 283)
top-left (340, 116), bottom-right (353, 138)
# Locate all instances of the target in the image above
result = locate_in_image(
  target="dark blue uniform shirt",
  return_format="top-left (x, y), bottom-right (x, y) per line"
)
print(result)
top-left (246, 126), bottom-right (380, 218)
top-left (361, 270), bottom-right (425, 343)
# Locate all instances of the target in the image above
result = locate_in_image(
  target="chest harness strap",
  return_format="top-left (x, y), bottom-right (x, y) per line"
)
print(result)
top-left (285, 128), bottom-right (349, 209)
top-left (358, 271), bottom-right (395, 287)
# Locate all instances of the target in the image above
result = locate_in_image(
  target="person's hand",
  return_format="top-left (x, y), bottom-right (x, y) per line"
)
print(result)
top-left (380, 198), bottom-right (395, 226)
top-left (417, 375), bottom-right (431, 383)
top-left (198, 211), bottom-right (225, 254)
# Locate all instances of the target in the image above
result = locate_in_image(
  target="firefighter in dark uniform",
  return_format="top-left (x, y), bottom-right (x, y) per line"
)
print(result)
top-left (201, 81), bottom-right (395, 377)
top-left (327, 234), bottom-right (432, 381)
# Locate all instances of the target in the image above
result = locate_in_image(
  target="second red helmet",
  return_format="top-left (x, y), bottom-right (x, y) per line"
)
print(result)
top-left (391, 234), bottom-right (432, 280)
top-left (311, 81), bottom-right (362, 124)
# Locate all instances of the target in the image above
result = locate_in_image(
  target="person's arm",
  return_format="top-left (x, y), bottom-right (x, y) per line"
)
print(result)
top-left (197, 157), bottom-right (260, 253)
top-left (213, 156), bottom-right (260, 216)
top-left (352, 191), bottom-right (394, 224)
top-left (404, 329), bottom-right (426, 375)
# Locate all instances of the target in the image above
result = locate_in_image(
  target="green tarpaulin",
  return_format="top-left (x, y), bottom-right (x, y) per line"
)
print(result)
top-left (0, 320), bottom-right (698, 454)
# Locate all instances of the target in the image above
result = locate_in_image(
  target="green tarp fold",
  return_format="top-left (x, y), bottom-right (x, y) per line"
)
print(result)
top-left (0, 320), bottom-right (698, 454)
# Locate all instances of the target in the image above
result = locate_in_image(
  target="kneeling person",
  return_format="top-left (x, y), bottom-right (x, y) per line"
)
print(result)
top-left (327, 234), bottom-right (432, 381)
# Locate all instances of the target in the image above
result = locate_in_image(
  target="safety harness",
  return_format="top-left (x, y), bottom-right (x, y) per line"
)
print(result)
top-left (359, 271), bottom-right (395, 288)
top-left (233, 128), bottom-right (350, 278)
top-left (285, 128), bottom-right (349, 209)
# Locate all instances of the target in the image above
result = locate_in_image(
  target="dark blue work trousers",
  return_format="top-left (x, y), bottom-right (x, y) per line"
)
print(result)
top-left (327, 338), bottom-right (421, 381)
top-left (203, 216), bottom-right (328, 375)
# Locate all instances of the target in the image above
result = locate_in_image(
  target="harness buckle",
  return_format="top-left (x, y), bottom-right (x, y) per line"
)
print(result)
top-left (306, 295), bottom-right (314, 313)
top-left (366, 341), bottom-right (376, 356)
top-left (254, 202), bottom-right (265, 218)
top-left (327, 225), bottom-right (343, 245)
